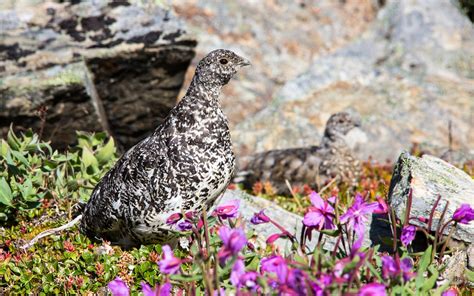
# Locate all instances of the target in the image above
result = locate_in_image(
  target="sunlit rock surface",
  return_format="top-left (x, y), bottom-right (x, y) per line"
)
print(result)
top-left (232, 0), bottom-right (474, 162)
top-left (389, 152), bottom-right (474, 243)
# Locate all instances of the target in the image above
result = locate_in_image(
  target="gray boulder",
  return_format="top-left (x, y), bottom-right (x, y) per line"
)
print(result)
top-left (232, 0), bottom-right (474, 162)
top-left (388, 152), bottom-right (474, 243)
top-left (172, 0), bottom-right (382, 135)
top-left (0, 1), bottom-right (196, 149)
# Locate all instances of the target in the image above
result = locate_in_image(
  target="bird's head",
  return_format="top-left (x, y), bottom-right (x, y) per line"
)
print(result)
top-left (324, 112), bottom-right (361, 138)
top-left (194, 49), bottom-right (250, 87)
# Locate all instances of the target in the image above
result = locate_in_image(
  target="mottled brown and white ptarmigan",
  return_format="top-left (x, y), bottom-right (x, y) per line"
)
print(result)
top-left (235, 112), bottom-right (362, 195)
top-left (79, 49), bottom-right (250, 248)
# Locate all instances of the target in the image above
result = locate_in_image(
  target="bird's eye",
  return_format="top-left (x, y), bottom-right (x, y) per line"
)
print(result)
top-left (219, 58), bottom-right (228, 65)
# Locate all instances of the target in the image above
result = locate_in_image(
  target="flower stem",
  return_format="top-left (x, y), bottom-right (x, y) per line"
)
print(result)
top-left (285, 179), bottom-right (303, 212)
top-left (438, 221), bottom-right (457, 263)
top-left (300, 224), bottom-right (307, 253)
top-left (403, 189), bottom-right (413, 226)
top-left (428, 195), bottom-right (442, 231)
top-left (201, 209), bottom-right (215, 293)
top-left (332, 234), bottom-right (342, 257)
top-left (390, 207), bottom-right (398, 253)
top-left (432, 200), bottom-right (449, 262)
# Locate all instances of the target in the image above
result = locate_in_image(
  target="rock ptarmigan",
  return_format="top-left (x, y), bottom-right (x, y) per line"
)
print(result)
top-left (80, 49), bottom-right (250, 248)
top-left (235, 112), bottom-right (361, 195)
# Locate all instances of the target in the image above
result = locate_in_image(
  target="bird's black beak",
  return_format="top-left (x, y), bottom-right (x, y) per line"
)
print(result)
top-left (238, 58), bottom-right (251, 67)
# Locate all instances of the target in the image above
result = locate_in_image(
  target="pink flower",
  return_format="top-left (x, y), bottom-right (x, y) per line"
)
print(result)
top-left (166, 213), bottom-right (183, 225)
top-left (417, 216), bottom-right (428, 223)
top-left (231, 259), bottom-right (259, 290)
top-left (381, 256), bottom-right (398, 279)
top-left (373, 196), bottom-right (389, 214)
top-left (213, 288), bottom-right (226, 296)
top-left (340, 194), bottom-right (378, 237)
top-left (231, 259), bottom-right (245, 286)
top-left (177, 221), bottom-right (192, 231)
top-left (239, 272), bottom-right (259, 291)
top-left (141, 281), bottom-right (172, 296)
top-left (266, 233), bottom-right (287, 244)
top-left (108, 277), bottom-right (130, 296)
top-left (217, 226), bottom-right (247, 263)
top-left (250, 210), bottom-right (270, 224)
top-left (399, 258), bottom-right (416, 281)
top-left (358, 283), bottom-right (386, 296)
top-left (158, 245), bottom-right (182, 274)
top-left (286, 268), bottom-right (313, 295)
top-left (260, 255), bottom-right (288, 284)
top-left (401, 225), bottom-right (416, 246)
top-left (214, 199), bottom-right (240, 219)
top-left (381, 255), bottom-right (415, 281)
top-left (303, 191), bottom-right (335, 230)
top-left (442, 287), bottom-right (458, 296)
top-left (333, 257), bottom-right (352, 281)
top-left (452, 204), bottom-right (474, 224)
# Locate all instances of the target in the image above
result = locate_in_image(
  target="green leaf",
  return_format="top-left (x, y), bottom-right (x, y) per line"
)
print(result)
top-left (11, 150), bottom-right (30, 168)
top-left (432, 282), bottom-right (451, 296)
top-left (42, 159), bottom-right (58, 171)
top-left (319, 229), bottom-right (341, 237)
top-left (466, 268), bottom-right (474, 282)
top-left (245, 254), bottom-right (260, 271)
top-left (417, 245), bottom-right (432, 273)
top-left (76, 132), bottom-right (92, 148)
top-left (92, 132), bottom-right (107, 146)
top-left (415, 245), bottom-right (432, 291)
top-left (7, 126), bottom-right (20, 150)
top-left (1, 139), bottom-right (9, 158)
top-left (10, 265), bottom-right (21, 274)
top-left (95, 137), bottom-right (116, 165)
top-left (81, 147), bottom-right (98, 169)
top-left (0, 177), bottom-right (13, 207)
top-left (422, 267), bottom-right (438, 291)
top-left (170, 273), bottom-right (203, 282)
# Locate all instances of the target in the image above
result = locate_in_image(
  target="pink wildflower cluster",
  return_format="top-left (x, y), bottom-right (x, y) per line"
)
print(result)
top-left (107, 190), bottom-right (471, 295)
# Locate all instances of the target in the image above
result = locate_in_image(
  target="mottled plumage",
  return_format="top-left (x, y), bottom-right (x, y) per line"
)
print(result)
top-left (235, 112), bottom-right (361, 195)
top-left (80, 49), bottom-right (250, 247)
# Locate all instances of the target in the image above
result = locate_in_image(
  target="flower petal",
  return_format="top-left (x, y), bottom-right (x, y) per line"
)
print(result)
top-left (303, 211), bottom-right (324, 228)
top-left (108, 277), bottom-right (130, 296)
top-left (309, 191), bottom-right (324, 208)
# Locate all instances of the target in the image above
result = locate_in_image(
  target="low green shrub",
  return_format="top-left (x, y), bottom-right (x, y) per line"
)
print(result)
top-left (0, 127), bottom-right (117, 223)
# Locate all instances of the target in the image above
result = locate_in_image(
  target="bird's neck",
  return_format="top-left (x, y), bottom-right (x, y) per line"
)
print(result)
top-left (185, 76), bottom-right (222, 104)
top-left (321, 131), bottom-right (347, 148)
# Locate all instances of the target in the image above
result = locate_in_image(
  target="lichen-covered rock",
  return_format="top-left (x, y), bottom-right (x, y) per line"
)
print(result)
top-left (0, 1), bottom-right (196, 149)
top-left (388, 152), bottom-right (474, 243)
top-left (231, 0), bottom-right (474, 162)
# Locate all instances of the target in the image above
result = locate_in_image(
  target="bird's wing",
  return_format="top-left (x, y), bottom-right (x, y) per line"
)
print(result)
top-left (80, 122), bottom-right (176, 237)
top-left (236, 147), bottom-right (322, 189)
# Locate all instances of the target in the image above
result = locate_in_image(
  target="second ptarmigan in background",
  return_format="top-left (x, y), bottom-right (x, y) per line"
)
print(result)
top-left (235, 112), bottom-right (362, 195)
top-left (80, 49), bottom-right (250, 248)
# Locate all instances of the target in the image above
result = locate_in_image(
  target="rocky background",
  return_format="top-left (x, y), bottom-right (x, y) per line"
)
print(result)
top-left (1, 0), bottom-right (473, 161)
top-left (0, 1), bottom-right (196, 149)
top-left (173, 0), bottom-right (474, 163)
